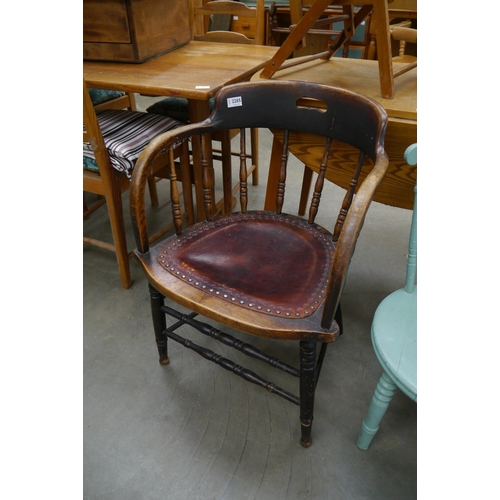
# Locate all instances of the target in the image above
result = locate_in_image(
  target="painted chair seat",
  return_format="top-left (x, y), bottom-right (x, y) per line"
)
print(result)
top-left (372, 287), bottom-right (417, 401)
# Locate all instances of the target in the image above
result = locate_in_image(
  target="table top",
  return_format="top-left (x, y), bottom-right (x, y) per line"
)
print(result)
top-left (255, 56), bottom-right (417, 121)
top-left (83, 41), bottom-right (279, 100)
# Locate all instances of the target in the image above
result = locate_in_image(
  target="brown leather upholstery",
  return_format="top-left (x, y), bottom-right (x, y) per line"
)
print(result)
top-left (158, 211), bottom-right (335, 318)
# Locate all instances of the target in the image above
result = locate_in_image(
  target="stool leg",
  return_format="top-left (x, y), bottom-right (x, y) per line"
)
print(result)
top-left (149, 284), bottom-right (169, 365)
top-left (357, 370), bottom-right (397, 450)
top-left (299, 340), bottom-right (317, 448)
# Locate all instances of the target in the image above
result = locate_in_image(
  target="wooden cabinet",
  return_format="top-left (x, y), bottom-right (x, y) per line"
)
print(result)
top-left (83, 0), bottom-right (191, 63)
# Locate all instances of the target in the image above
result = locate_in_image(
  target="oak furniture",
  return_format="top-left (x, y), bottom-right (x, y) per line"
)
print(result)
top-left (84, 41), bottom-right (279, 221)
top-left (357, 143), bottom-right (417, 450)
top-left (146, 0), bottom-right (267, 196)
top-left (267, 0), bottom-right (372, 59)
top-left (129, 80), bottom-right (389, 447)
top-left (296, 23), bottom-right (416, 212)
top-left (83, 0), bottom-right (191, 62)
top-left (252, 56), bottom-right (416, 210)
top-left (192, 0), bottom-right (265, 44)
top-left (390, 25), bottom-right (416, 63)
top-left (259, 0), bottom-right (402, 99)
top-left (83, 81), bottom-right (194, 289)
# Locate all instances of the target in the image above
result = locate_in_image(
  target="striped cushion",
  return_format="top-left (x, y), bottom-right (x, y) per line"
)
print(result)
top-left (83, 109), bottom-right (181, 178)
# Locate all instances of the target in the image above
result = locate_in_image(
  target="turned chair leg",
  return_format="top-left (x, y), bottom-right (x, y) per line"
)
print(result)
top-left (299, 340), bottom-right (317, 448)
top-left (149, 284), bottom-right (169, 365)
top-left (357, 370), bottom-right (397, 450)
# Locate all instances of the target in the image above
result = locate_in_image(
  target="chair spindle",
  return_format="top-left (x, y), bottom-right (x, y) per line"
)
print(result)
top-left (308, 137), bottom-right (333, 224)
top-left (167, 144), bottom-right (183, 235)
top-left (276, 129), bottom-right (290, 215)
top-left (201, 133), bottom-right (215, 220)
top-left (239, 127), bottom-right (248, 213)
top-left (332, 152), bottom-right (365, 242)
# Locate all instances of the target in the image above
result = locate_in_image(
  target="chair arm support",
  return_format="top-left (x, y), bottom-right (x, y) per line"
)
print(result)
top-left (130, 122), bottom-right (210, 254)
top-left (321, 149), bottom-right (389, 329)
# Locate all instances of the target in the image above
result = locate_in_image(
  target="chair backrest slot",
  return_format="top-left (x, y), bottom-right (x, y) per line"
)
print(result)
top-left (332, 151), bottom-right (366, 242)
top-left (276, 129), bottom-right (290, 215)
top-left (239, 127), bottom-right (248, 213)
top-left (295, 97), bottom-right (328, 112)
top-left (308, 137), bottom-right (333, 225)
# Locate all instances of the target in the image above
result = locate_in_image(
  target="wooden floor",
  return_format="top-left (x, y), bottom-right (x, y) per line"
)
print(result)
top-left (83, 97), bottom-right (416, 500)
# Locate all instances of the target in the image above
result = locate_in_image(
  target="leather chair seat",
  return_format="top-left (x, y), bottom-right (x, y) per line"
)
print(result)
top-left (157, 211), bottom-right (335, 319)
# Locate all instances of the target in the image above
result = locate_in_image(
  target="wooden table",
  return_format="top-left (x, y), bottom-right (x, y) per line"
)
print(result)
top-left (253, 56), bottom-right (416, 210)
top-left (259, 0), bottom-right (397, 99)
top-left (84, 41), bottom-right (279, 220)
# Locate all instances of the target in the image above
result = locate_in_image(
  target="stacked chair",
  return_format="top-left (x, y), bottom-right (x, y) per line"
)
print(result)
top-left (83, 81), bottom-right (194, 289)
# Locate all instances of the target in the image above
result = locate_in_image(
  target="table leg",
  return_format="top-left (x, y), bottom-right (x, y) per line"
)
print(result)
top-left (263, 135), bottom-right (284, 211)
top-left (372, 0), bottom-right (394, 99)
top-left (188, 99), bottom-right (213, 221)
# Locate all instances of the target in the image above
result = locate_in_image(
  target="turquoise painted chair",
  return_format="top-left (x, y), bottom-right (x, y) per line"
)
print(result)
top-left (356, 143), bottom-right (417, 450)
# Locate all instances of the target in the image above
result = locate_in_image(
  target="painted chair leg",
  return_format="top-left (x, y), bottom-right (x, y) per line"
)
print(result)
top-left (299, 340), bottom-right (317, 448)
top-left (149, 283), bottom-right (169, 365)
top-left (357, 370), bottom-right (397, 450)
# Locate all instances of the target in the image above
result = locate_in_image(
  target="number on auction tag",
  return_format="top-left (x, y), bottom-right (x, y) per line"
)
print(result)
top-left (227, 96), bottom-right (242, 108)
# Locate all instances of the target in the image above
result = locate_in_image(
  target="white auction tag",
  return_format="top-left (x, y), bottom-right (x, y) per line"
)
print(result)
top-left (227, 96), bottom-right (242, 108)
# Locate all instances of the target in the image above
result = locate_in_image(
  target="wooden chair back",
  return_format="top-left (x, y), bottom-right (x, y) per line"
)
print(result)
top-left (83, 80), bottom-right (194, 289)
top-left (390, 25), bottom-right (417, 63)
top-left (83, 82), bottom-right (128, 204)
top-left (83, 80), bottom-right (133, 288)
top-left (192, 0), bottom-right (265, 45)
top-left (130, 80), bottom-right (389, 328)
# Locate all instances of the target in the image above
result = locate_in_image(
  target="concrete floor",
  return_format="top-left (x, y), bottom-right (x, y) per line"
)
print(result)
top-left (83, 95), bottom-right (416, 499)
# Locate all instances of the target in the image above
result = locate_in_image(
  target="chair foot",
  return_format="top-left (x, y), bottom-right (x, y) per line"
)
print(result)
top-left (299, 340), bottom-right (317, 448)
top-left (159, 356), bottom-right (170, 366)
top-left (300, 423), bottom-right (313, 448)
top-left (357, 371), bottom-right (397, 450)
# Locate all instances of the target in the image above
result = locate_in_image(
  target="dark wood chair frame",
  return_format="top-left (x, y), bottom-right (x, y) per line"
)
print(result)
top-left (130, 80), bottom-right (389, 447)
